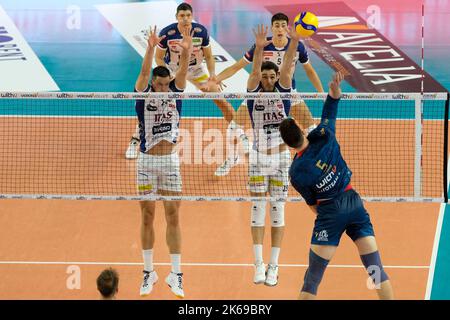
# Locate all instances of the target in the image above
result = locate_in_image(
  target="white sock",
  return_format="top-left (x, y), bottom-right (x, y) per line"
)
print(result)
top-left (142, 249), bottom-right (154, 272)
top-left (270, 247), bottom-right (280, 266)
top-left (170, 254), bottom-right (182, 274)
top-left (253, 244), bottom-right (263, 264)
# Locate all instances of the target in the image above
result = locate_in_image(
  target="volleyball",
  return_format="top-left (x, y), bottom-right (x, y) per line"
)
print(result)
top-left (294, 11), bottom-right (319, 37)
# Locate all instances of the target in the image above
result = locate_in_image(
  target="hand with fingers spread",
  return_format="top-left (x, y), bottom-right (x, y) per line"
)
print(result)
top-left (329, 71), bottom-right (344, 99)
top-left (286, 24), bottom-right (301, 42)
top-left (253, 24), bottom-right (272, 48)
top-left (206, 75), bottom-right (226, 92)
top-left (147, 25), bottom-right (166, 49)
top-left (178, 27), bottom-right (193, 53)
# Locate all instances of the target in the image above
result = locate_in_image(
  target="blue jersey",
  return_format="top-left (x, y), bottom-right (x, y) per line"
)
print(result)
top-left (244, 37), bottom-right (309, 90)
top-left (158, 22), bottom-right (210, 69)
top-left (289, 96), bottom-right (352, 205)
top-left (135, 79), bottom-right (183, 153)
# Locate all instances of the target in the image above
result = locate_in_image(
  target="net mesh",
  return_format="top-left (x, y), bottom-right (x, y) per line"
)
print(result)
top-left (0, 92), bottom-right (447, 201)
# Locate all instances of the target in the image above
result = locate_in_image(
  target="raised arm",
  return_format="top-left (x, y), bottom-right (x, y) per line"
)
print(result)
top-left (202, 45), bottom-right (216, 80)
top-left (174, 27), bottom-right (194, 90)
top-left (320, 71), bottom-right (344, 132)
top-left (303, 63), bottom-right (324, 92)
top-left (247, 24), bottom-right (272, 91)
top-left (279, 26), bottom-right (300, 89)
top-left (216, 58), bottom-right (249, 83)
top-left (135, 26), bottom-right (166, 92)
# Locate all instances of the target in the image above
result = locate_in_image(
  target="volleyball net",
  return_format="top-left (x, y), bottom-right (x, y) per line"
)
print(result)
top-left (0, 91), bottom-right (448, 202)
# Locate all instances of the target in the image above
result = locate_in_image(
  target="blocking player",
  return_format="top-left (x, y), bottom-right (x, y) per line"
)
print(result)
top-left (241, 24), bottom-right (303, 287)
top-left (213, 12), bottom-right (323, 176)
top-left (134, 25), bottom-right (191, 299)
top-left (126, 2), bottom-right (216, 159)
top-left (279, 71), bottom-right (394, 300)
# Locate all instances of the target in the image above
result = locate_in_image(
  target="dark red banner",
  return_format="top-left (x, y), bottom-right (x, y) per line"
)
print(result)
top-left (266, 1), bottom-right (446, 92)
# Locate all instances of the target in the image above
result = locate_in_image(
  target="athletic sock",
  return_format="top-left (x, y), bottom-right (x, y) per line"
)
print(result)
top-left (170, 254), bottom-right (182, 274)
top-left (253, 244), bottom-right (263, 264)
top-left (143, 249), bottom-right (154, 272)
top-left (270, 247), bottom-right (280, 266)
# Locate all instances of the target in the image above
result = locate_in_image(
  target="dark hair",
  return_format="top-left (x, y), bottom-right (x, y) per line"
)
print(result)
top-left (280, 118), bottom-right (304, 148)
top-left (261, 61), bottom-right (279, 73)
top-left (271, 13), bottom-right (289, 25)
top-left (97, 268), bottom-right (119, 299)
top-left (177, 2), bottom-right (193, 14)
top-left (152, 66), bottom-right (171, 79)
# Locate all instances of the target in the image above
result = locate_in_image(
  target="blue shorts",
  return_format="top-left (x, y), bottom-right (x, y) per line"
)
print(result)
top-left (311, 189), bottom-right (375, 246)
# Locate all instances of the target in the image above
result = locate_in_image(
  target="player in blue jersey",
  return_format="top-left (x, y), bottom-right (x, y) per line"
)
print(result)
top-left (279, 71), bottom-right (394, 299)
top-left (213, 13), bottom-right (323, 176)
top-left (126, 2), bottom-right (216, 159)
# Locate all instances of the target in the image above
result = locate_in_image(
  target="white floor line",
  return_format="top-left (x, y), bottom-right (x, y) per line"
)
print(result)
top-left (425, 202), bottom-right (447, 299)
top-left (424, 156), bottom-right (450, 300)
top-left (0, 260), bottom-right (429, 269)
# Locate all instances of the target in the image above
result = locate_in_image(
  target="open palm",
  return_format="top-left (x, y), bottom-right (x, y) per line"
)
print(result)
top-left (147, 25), bottom-right (165, 49)
top-left (253, 24), bottom-right (272, 48)
top-left (178, 27), bottom-right (193, 52)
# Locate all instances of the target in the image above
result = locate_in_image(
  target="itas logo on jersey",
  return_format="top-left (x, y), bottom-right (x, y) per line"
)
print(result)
top-left (154, 111), bottom-right (174, 122)
top-left (263, 111), bottom-right (284, 121)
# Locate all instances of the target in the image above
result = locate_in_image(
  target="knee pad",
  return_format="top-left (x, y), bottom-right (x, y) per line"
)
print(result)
top-left (301, 249), bottom-right (329, 295)
top-left (251, 201), bottom-right (266, 227)
top-left (270, 201), bottom-right (285, 227)
top-left (360, 251), bottom-right (389, 286)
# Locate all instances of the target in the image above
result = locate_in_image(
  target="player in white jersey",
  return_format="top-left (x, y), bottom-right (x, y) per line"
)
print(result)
top-left (126, 2), bottom-right (216, 159)
top-left (241, 24), bottom-right (305, 287)
top-left (213, 13), bottom-right (323, 176)
top-left (135, 25), bottom-right (192, 299)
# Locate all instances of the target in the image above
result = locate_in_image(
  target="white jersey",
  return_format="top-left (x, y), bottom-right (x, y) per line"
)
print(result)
top-left (135, 80), bottom-right (183, 153)
top-left (247, 81), bottom-right (291, 152)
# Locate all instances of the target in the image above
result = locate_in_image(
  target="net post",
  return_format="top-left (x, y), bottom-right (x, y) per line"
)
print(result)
top-left (414, 96), bottom-right (423, 198)
top-left (444, 92), bottom-right (450, 203)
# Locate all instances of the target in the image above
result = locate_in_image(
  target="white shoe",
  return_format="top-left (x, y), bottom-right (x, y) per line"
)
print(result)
top-left (264, 264), bottom-right (278, 286)
top-left (253, 261), bottom-right (266, 284)
top-left (125, 137), bottom-right (139, 159)
top-left (165, 272), bottom-right (184, 298)
top-left (140, 270), bottom-right (158, 296)
top-left (214, 156), bottom-right (239, 176)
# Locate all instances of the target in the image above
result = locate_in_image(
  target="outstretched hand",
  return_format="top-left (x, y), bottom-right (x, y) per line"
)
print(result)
top-left (253, 24), bottom-right (272, 48)
top-left (178, 26), bottom-right (194, 53)
top-left (146, 25), bottom-right (166, 49)
top-left (286, 25), bottom-right (301, 42)
top-left (329, 71), bottom-right (344, 99)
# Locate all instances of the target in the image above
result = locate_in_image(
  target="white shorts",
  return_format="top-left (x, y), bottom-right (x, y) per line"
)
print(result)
top-left (248, 149), bottom-right (290, 196)
top-left (137, 152), bottom-right (182, 194)
top-left (167, 64), bottom-right (209, 85)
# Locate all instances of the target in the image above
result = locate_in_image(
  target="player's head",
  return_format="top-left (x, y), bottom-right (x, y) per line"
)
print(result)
top-left (271, 13), bottom-right (289, 40)
top-left (176, 2), bottom-right (193, 27)
top-left (279, 117), bottom-right (306, 149)
top-left (260, 61), bottom-right (280, 91)
top-left (97, 268), bottom-right (119, 300)
top-left (151, 66), bottom-right (172, 92)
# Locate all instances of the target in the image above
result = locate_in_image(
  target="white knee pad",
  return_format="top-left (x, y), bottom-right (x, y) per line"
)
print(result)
top-left (270, 201), bottom-right (285, 227)
top-left (251, 201), bottom-right (266, 227)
